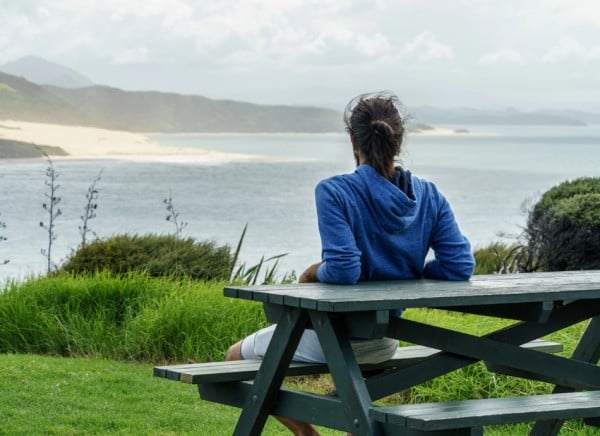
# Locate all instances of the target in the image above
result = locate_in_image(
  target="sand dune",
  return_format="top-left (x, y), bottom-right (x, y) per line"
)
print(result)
top-left (0, 120), bottom-right (262, 162)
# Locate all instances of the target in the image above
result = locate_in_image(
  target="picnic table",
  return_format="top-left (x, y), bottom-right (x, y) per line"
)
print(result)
top-left (155, 270), bottom-right (600, 435)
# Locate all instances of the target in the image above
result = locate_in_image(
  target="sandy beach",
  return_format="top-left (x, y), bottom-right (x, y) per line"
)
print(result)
top-left (0, 120), bottom-right (470, 162)
top-left (0, 120), bottom-right (265, 162)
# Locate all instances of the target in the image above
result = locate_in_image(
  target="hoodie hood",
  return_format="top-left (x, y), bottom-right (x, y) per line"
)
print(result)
top-left (354, 164), bottom-right (417, 233)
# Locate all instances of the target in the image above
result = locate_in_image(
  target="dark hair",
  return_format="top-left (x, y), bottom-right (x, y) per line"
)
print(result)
top-left (344, 92), bottom-right (405, 178)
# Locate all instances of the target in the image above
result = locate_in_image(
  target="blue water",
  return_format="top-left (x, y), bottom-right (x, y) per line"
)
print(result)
top-left (1, 126), bottom-right (599, 282)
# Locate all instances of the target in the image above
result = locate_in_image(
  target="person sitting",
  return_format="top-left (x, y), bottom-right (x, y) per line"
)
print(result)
top-left (227, 91), bottom-right (475, 436)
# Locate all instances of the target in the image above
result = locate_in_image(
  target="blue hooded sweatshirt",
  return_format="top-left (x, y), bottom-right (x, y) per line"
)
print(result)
top-left (315, 164), bottom-right (475, 284)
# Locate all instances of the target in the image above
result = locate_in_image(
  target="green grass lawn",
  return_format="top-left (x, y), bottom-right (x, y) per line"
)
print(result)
top-left (2, 353), bottom-right (597, 435)
top-left (0, 353), bottom-right (340, 435)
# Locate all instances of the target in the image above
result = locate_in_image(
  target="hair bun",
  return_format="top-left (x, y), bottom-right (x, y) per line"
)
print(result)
top-left (371, 119), bottom-right (394, 138)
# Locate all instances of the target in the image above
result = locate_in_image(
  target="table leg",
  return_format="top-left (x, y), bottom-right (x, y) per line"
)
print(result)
top-left (309, 310), bottom-right (383, 436)
top-left (530, 316), bottom-right (600, 436)
top-left (233, 307), bottom-right (308, 436)
top-left (366, 299), bottom-right (600, 399)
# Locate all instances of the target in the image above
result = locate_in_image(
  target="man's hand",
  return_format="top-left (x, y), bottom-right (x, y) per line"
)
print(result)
top-left (299, 261), bottom-right (322, 283)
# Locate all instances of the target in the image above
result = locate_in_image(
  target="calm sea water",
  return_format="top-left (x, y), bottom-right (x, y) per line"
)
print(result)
top-left (1, 125), bottom-right (599, 282)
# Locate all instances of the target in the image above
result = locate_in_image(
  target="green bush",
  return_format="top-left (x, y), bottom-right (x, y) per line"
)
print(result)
top-left (0, 272), bottom-right (268, 362)
top-left (526, 178), bottom-right (600, 271)
top-left (59, 234), bottom-right (233, 280)
top-left (473, 243), bottom-right (527, 275)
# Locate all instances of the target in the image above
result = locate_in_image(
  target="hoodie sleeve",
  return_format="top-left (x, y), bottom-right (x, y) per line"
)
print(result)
top-left (314, 180), bottom-right (362, 284)
top-left (424, 190), bottom-right (475, 281)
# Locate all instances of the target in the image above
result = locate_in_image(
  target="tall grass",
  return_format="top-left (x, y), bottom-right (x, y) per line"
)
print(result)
top-left (0, 272), bottom-right (268, 362)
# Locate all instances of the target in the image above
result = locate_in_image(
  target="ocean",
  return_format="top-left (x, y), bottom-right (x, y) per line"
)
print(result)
top-left (1, 125), bottom-right (599, 282)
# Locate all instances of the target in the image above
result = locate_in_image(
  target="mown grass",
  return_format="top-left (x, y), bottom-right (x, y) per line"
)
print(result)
top-left (0, 273), bottom-right (597, 434)
top-left (2, 353), bottom-right (594, 435)
top-left (0, 353), bottom-right (324, 435)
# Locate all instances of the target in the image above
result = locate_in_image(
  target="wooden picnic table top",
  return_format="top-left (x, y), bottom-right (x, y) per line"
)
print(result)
top-left (224, 270), bottom-right (600, 312)
top-left (217, 270), bottom-right (600, 435)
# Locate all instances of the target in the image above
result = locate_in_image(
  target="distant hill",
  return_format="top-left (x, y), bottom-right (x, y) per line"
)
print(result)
top-left (0, 138), bottom-right (67, 159)
top-left (410, 106), bottom-right (588, 126)
top-left (537, 109), bottom-right (600, 125)
top-left (0, 70), bottom-right (342, 133)
top-left (1, 55), bottom-right (599, 133)
top-left (44, 85), bottom-right (343, 133)
top-left (0, 72), bottom-right (83, 124)
top-left (0, 56), bottom-right (94, 88)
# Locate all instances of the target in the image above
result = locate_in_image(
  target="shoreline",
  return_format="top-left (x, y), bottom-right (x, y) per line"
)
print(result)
top-left (0, 120), bottom-right (269, 162)
top-left (0, 120), bottom-right (478, 162)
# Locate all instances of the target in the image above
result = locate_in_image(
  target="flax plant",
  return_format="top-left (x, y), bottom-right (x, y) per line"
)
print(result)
top-left (229, 223), bottom-right (295, 285)
top-left (39, 152), bottom-right (62, 273)
top-left (0, 211), bottom-right (8, 265)
top-left (79, 169), bottom-right (103, 248)
top-left (163, 193), bottom-right (187, 238)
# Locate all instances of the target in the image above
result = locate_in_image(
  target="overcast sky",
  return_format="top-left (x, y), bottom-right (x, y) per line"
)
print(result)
top-left (2, 0), bottom-right (600, 110)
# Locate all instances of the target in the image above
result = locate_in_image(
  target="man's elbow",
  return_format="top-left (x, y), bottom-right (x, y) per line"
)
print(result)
top-left (453, 268), bottom-right (473, 281)
top-left (318, 263), bottom-right (361, 285)
top-left (450, 256), bottom-right (475, 281)
top-left (455, 257), bottom-right (476, 280)
top-left (335, 270), bottom-right (360, 285)
top-left (425, 257), bottom-right (475, 281)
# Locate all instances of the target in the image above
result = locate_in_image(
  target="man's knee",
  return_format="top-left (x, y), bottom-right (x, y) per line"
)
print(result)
top-left (226, 340), bottom-right (243, 361)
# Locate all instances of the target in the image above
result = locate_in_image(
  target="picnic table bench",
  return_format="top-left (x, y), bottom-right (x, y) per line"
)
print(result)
top-left (154, 271), bottom-right (600, 435)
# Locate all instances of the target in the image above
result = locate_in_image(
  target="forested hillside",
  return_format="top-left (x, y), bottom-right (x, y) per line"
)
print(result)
top-left (0, 72), bottom-right (341, 133)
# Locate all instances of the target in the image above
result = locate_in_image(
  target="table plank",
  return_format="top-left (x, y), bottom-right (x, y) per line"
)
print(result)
top-left (224, 271), bottom-right (600, 312)
top-left (370, 391), bottom-right (600, 430)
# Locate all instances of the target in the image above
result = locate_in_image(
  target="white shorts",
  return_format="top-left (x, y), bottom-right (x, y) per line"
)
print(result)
top-left (240, 324), bottom-right (398, 364)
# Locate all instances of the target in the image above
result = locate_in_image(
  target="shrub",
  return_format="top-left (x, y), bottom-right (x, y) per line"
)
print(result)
top-left (59, 234), bottom-right (233, 280)
top-left (473, 243), bottom-right (527, 275)
top-left (525, 177), bottom-right (600, 271)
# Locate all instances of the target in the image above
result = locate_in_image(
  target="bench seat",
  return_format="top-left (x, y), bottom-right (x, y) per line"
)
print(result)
top-left (153, 339), bottom-right (562, 384)
top-left (369, 390), bottom-right (600, 435)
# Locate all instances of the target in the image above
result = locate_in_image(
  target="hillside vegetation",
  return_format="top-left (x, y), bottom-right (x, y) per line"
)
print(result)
top-left (0, 71), bottom-right (341, 133)
top-left (0, 72), bottom-right (82, 124)
top-left (0, 138), bottom-right (67, 158)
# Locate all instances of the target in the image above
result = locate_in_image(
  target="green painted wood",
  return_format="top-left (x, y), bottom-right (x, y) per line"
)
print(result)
top-left (367, 300), bottom-right (599, 400)
top-left (379, 425), bottom-right (480, 435)
top-left (152, 339), bottom-right (562, 384)
top-left (232, 307), bottom-right (308, 436)
top-left (369, 391), bottom-right (600, 431)
top-left (309, 310), bottom-right (383, 435)
top-left (224, 270), bottom-right (600, 313)
top-left (213, 272), bottom-right (600, 434)
top-left (444, 301), bottom-right (555, 322)
top-left (199, 381), bottom-right (353, 432)
top-left (584, 417), bottom-right (600, 428)
top-left (530, 315), bottom-right (600, 435)
top-left (342, 310), bottom-right (390, 339)
top-left (388, 317), bottom-right (600, 390)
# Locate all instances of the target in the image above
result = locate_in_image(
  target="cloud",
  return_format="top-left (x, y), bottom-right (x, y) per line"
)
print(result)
top-left (401, 32), bottom-right (454, 62)
top-left (539, 0), bottom-right (600, 27)
top-left (2, 0), bottom-right (600, 108)
top-left (588, 45), bottom-right (600, 60)
top-left (542, 37), bottom-right (587, 63)
top-left (479, 49), bottom-right (525, 65)
top-left (158, 3), bottom-right (397, 69)
top-left (111, 47), bottom-right (150, 65)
